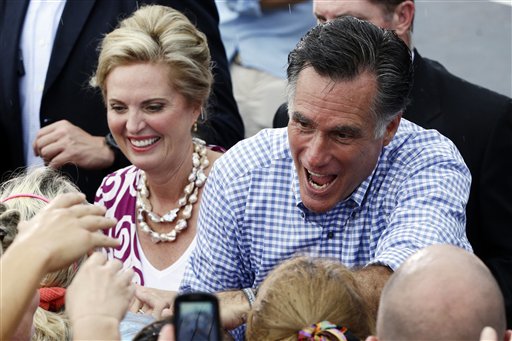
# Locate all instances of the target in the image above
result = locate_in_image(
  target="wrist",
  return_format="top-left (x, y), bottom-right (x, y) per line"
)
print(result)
top-left (71, 315), bottom-right (120, 340)
top-left (101, 134), bottom-right (117, 167)
top-left (216, 290), bottom-right (251, 329)
top-left (10, 236), bottom-right (53, 276)
top-left (104, 133), bottom-right (119, 150)
top-left (242, 287), bottom-right (256, 308)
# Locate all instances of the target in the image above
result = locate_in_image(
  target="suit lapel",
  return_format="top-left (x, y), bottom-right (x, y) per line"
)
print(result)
top-left (44, 0), bottom-right (96, 93)
top-left (404, 50), bottom-right (442, 126)
top-left (0, 0), bottom-right (29, 112)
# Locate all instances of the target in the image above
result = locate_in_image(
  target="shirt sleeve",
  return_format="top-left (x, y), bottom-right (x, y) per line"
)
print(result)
top-left (369, 146), bottom-right (473, 270)
top-left (180, 160), bottom-right (252, 293)
top-left (224, 0), bottom-right (262, 16)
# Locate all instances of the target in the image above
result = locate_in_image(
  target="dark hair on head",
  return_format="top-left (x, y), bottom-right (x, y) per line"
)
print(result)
top-left (286, 16), bottom-right (413, 137)
top-left (132, 318), bottom-right (173, 341)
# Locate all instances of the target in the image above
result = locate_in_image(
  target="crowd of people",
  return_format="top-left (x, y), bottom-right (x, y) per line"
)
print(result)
top-left (0, 0), bottom-right (511, 340)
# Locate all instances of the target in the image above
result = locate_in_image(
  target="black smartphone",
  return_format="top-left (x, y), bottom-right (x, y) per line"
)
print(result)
top-left (173, 292), bottom-right (222, 341)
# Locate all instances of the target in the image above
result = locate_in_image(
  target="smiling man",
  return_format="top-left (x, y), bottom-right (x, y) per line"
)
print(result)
top-left (180, 16), bottom-right (472, 339)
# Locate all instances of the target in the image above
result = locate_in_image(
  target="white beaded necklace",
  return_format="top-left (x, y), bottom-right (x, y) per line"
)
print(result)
top-left (136, 138), bottom-right (209, 243)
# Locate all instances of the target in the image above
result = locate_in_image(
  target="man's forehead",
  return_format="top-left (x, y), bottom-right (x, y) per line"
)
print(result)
top-left (294, 67), bottom-right (377, 102)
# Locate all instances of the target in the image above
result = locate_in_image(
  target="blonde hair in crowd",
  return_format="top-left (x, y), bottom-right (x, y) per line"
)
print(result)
top-left (32, 309), bottom-right (70, 341)
top-left (91, 5), bottom-right (213, 114)
top-left (0, 167), bottom-right (84, 341)
top-left (246, 256), bottom-right (374, 340)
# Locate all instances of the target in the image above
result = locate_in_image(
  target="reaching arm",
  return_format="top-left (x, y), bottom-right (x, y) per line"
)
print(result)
top-left (352, 265), bottom-right (393, 321)
top-left (0, 237), bottom-right (48, 339)
top-left (66, 253), bottom-right (135, 341)
top-left (0, 193), bottom-right (119, 340)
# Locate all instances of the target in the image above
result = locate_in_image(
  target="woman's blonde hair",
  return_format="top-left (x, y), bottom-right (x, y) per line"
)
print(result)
top-left (32, 308), bottom-right (70, 341)
top-left (246, 256), bottom-right (374, 341)
top-left (91, 5), bottom-right (213, 113)
top-left (0, 166), bottom-right (83, 341)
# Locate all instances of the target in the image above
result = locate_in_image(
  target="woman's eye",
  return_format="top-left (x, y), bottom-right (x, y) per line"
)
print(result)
top-left (146, 104), bottom-right (164, 112)
top-left (110, 105), bottom-right (126, 113)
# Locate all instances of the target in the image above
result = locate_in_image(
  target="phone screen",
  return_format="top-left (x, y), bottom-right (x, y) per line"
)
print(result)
top-left (175, 297), bottom-right (221, 341)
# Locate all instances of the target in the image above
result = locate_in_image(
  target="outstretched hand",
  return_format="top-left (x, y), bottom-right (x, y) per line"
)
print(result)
top-left (67, 252), bottom-right (134, 322)
top-left (67, 252), bottom-right (135, 340)
top-left (14, 192), bottom-right (119, 272)
top-left (130, 285), bottom-right (176, 320)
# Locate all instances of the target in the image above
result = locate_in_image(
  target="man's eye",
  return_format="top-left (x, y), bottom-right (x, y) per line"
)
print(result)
top-left (295, 119), bottom-right (308, 128)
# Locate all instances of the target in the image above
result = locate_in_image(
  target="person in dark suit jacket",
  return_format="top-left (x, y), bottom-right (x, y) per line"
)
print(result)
top-left (0, 0), bottom-right (243, 202)
top-left (274, 0), bottom-right (512, 326)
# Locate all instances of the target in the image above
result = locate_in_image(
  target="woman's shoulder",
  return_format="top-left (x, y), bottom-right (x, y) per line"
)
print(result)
top-left (96, 165), bottom-right (139, 202)
top-left (103, 165), bottom-right (139, 183)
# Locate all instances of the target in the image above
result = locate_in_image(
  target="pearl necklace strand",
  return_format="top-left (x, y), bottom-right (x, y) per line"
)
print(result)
top-left (136, 138), bottom-right (209, 243)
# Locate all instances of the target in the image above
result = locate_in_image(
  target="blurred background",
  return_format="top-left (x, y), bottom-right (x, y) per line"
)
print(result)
top-left (414, 0), bottom-right (511, 97)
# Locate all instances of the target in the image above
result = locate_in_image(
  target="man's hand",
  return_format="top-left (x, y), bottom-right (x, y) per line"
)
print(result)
top-left (33, 119), bottom-right (114, 169)
top-left (130, 285), bottom-right (176, 320)
top-left (216, 290), bottom-right (251, 330)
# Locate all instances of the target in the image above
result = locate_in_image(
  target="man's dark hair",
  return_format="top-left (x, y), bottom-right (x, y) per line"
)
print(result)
top-left (286, 16), bottom-right (413, 137)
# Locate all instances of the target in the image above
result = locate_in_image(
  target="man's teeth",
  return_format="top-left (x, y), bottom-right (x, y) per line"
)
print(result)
top-left (309, 170), bottom-right (325, 177)
top-left (309, 179), bottom-right (328, 190)
top-left (131, 137), bottom-right (159, 147)
top-left (307, 170), bottom-right (330, 190)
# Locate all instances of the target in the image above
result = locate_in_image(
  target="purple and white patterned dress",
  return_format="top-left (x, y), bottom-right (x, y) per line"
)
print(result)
top-left (95, 165), bottom-right (196, 290)
top-left (95, 166), bottom-right (146, 284)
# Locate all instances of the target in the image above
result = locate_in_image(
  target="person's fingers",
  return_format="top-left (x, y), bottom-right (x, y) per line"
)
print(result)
top-left (79, 216), bottom-right (117, 232)
top-left (129, 297), bottom-right (143, 313)
top-left (33, 125), bottom-right (56, 156)
top-left (480, 326), bottom-right (498, 341)
top-left (46, 192), bottom-right (87, 209)
top-left (118, 267), bottom-right (135, 284)
top-left (86, 252), bottom-right (108, 266)
top-left (134, 285), bottom-right (151, 301)
top-left (126, 283), bottom-right (136, 297)
top-left (67, 203), bottom-right (106, 218)
top-left (104, 258), bottom-right (123, 273)
top-left (141, 303), bottom-right (153, 316)
top-left (151, 301), bottom-right (168, 320)
top-left (90, 233), bottom-right (120, 249)
top-left (161, 307), bottom-right (173, 318)
top-left (40, 140), bottom-right (64, 165)
top-left (157, 324), bottom-right (175, 341)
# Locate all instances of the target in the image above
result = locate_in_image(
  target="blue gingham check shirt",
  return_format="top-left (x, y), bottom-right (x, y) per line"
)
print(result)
top-left (181, 119), bottom-right (472, 296)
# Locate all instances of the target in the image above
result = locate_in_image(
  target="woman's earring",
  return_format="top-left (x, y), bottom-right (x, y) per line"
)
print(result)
top-left (193, 121), bottom-right (198, 132)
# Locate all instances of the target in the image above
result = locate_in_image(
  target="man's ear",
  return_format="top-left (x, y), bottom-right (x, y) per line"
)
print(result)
top-left (365, 336), bottom-right (380, 341)
top-left (383, 114), bottom-right (401, 146)
top-left (392, 1), bottom-right (414, 38)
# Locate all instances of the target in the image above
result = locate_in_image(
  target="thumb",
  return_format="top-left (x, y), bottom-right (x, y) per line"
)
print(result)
top-left (157, 324), bottom-right (175, 341)
top-left (480, 326), bottom-right (498, 341)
